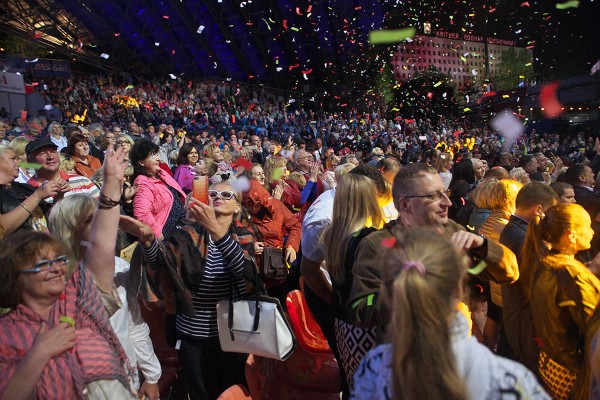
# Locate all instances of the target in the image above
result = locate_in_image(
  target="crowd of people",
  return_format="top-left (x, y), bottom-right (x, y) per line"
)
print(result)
top-left (1, 75), bottom-right (600, 400)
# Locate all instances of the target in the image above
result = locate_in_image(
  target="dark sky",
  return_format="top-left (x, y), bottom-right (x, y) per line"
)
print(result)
top-left (382, 0), bottom-right (600, 79)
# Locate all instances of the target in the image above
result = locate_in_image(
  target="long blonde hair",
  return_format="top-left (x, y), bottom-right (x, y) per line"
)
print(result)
top-left (322, 174), bottom-right (384, 283)
top-left (521, 203), bottom-right (590, 298)
top-left (383, 230), bottom-right (469, 400)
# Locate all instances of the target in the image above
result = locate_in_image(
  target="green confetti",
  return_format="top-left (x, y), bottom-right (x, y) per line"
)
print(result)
top-left (19, 162), bottom-right (42, 169)
top-left (59, 315), bottom-right (75, 327)
top-left (272, 168), bottom-right (284, 180)
top-left (125, 84), bottom-right (134, 90)
top-left (556, 0), bottom-right (579, 9)
top-left (433, 81), bottom-right (442, 87)
top-left (368, 27), bottom-right (416, 44)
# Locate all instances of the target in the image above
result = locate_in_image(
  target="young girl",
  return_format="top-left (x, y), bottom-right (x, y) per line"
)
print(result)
top-left (352, 230), bottom-right (548, 400)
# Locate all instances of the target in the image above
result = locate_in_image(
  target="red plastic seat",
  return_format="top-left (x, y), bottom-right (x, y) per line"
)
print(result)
top-left (285, 290), bottom-right (332, 354)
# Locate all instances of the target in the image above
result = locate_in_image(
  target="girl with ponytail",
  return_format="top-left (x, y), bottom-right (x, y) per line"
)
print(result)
top-left (351, 229), bottom-right (548, 400)
top-left (521, 203), bottom-right (600, 399)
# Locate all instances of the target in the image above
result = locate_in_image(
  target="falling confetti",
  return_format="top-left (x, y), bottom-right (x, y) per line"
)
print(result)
top-left (555, 1), bottom-right (579, 9)
top-left (368, 27), bottom-right (416, 44)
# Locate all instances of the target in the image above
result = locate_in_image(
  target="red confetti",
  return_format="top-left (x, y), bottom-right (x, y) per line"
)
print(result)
top-left (163, 15), bottom-right (170, 19)
top-left (296, 7), bottom-right (303, 15)
top-left (381, 237), bottom-right (397, 249)
top-left (540, 81), bottom-right (563, 118)
top-left (114, 33), bottom-right (120, 37)
top-left (282, 20), bottom-right (288, 29)
top-left (20, 110), bottom-right (27, 121)
top-left (476, 91), bottom-right (497, 104)
top-left (188, 81), bottom-right (193, 88)
top-left (301, 68), bottom-right (313, 75)
top-left (307, 5), bottom-right (312, 13)
top-left (521, 1), bottom-right (530, 6)
top-left (236, 158), bottom-right (253, 170)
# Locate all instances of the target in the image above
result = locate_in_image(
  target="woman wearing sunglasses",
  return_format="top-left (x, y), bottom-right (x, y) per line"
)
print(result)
top-left (130, 140), bottom-right (186, 240)
top-left (132, 181), bottom-right (256, 400)
top-left (0, 145), bottom-right (140, 399)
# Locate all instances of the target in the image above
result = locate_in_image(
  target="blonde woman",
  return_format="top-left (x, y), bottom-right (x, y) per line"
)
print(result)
top-left (352, 230), bottom-right (548, 400)
top-left (522, 203), bottom-right (600, 399)
top-left (434, 152), bottom-right (453, 189)
top-left (322, 174), bottom-right (384, 394)
top-left (9, 136), bottom-right (32, 184)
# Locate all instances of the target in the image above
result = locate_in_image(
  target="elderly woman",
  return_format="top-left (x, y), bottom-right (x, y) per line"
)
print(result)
top-left (242, 179), bottom-right (301, 298)
top-left (66, 133), bottom-right (102, 179)
top-left (131, 140), bottom-right (186, 240)
top-left (0, 146), bottom-right (138, 399)
top-left (135, 181), bottom-right (256, 400)
top-left (0, 146), bottom-right (60, 235)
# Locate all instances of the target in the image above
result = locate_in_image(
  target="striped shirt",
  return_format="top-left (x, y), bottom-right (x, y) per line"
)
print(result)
top-left (144, 233), bottom-right (246, 338)
top-left (27, 170), bottom-right (100, 204)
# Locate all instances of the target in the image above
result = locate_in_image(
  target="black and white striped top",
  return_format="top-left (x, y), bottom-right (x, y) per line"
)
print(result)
top-left (144, 234), bottom-right (247, 338)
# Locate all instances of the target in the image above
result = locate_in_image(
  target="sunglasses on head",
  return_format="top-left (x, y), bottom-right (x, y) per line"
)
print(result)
top-left (208, 190), bottom-right (237, 201)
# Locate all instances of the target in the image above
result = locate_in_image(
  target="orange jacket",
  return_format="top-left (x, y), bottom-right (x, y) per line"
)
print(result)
top-left (244, 180), bottom-right (302, 251)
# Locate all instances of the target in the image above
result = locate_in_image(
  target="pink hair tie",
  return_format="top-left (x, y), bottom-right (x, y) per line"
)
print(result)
top-left (401, 261), bottom-right (426, 277)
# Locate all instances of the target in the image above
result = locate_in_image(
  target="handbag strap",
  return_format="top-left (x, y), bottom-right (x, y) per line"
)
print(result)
top-left (250, 222), bottom-right (264, 242)
top-left (227, 258), bottom-right (263, 336)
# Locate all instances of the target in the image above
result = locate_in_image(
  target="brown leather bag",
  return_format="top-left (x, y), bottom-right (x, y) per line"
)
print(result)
top-left (251, 224), bottom-right (288, 281)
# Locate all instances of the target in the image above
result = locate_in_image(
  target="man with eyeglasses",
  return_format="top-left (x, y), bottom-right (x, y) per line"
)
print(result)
top-left (348, 163), bottom-right (519, 330)
top-left (25, 138), bottom-right (99, 203)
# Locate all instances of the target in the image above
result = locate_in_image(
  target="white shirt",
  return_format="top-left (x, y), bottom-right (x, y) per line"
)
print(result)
top-left (110, 257), bottom-right (162, 387)
top-left (301, 188), bottom-right (336, 263)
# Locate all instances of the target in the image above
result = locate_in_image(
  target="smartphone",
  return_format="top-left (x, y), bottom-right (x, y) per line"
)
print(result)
top-left (192, 176), bottom-right (209, 204)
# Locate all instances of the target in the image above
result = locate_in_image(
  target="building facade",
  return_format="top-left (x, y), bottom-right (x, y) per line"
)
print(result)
top-left (391, 31), bottom-right (532, 89)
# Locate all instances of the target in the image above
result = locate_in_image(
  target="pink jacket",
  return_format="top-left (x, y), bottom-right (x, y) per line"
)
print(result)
top-left (133, 172), bottom-right (186, 238)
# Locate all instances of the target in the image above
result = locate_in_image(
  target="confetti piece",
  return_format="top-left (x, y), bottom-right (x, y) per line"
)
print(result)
top-left (231, 176), bottom-right (251, 193)
top-left (433, 81), bottom-right (442, 87)
top-left (272, 167), bottom-right (284, 180)
top-left (556, 1), bottom-right (579, 9)
top-left (197, 25), bottom-right (205, 34)
top-left (100, 53), bottom-right (109, 59)
top-left (59, 315), bottom-right (75, 327)
top-left (521, 2), bottom-right (530, 6)
top-left (19, 162), bottom-right (43, 169)
top-left (162, 15), bottom-right (169, 19)
top-left (43, 105), bottom-right (53, 110)
top-left (169, 74), bottom-right (177, 79)
top-left (476, 91), bottom-right (497, 104)
top-left (540, 81), bottom-right (563, 118)
top-left (125, 84), bottom-right (134, 90)
top-left (380, 237), bottom-right (396, 249)
top-left (25, 58), bottom-right (39, 63)
top-left (368, 27), bottom-right (416, 44)
top-left (20, 110), bottom-right (27, 121)
top-left (490, 110), bottom-right (524, 147)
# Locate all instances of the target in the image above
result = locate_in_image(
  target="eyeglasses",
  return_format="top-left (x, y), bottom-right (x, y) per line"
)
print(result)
top-left (208, 190), bottom-right (237, 201)
top-left (20, 255), bottom-right (69, 274)
top-left (297, 156), bottom-right (314, 162)
top-left (404, 190), bottom-right (451, 202)
top-left (117, 140), bottom-right (130, 145)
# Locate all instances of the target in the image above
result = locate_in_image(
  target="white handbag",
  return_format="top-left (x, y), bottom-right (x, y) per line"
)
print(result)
top-left (217, 287), bottom-right (296, 361)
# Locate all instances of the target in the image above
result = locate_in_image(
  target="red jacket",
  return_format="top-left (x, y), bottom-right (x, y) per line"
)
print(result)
top-left (244, 180), bottom-right (301, 252)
